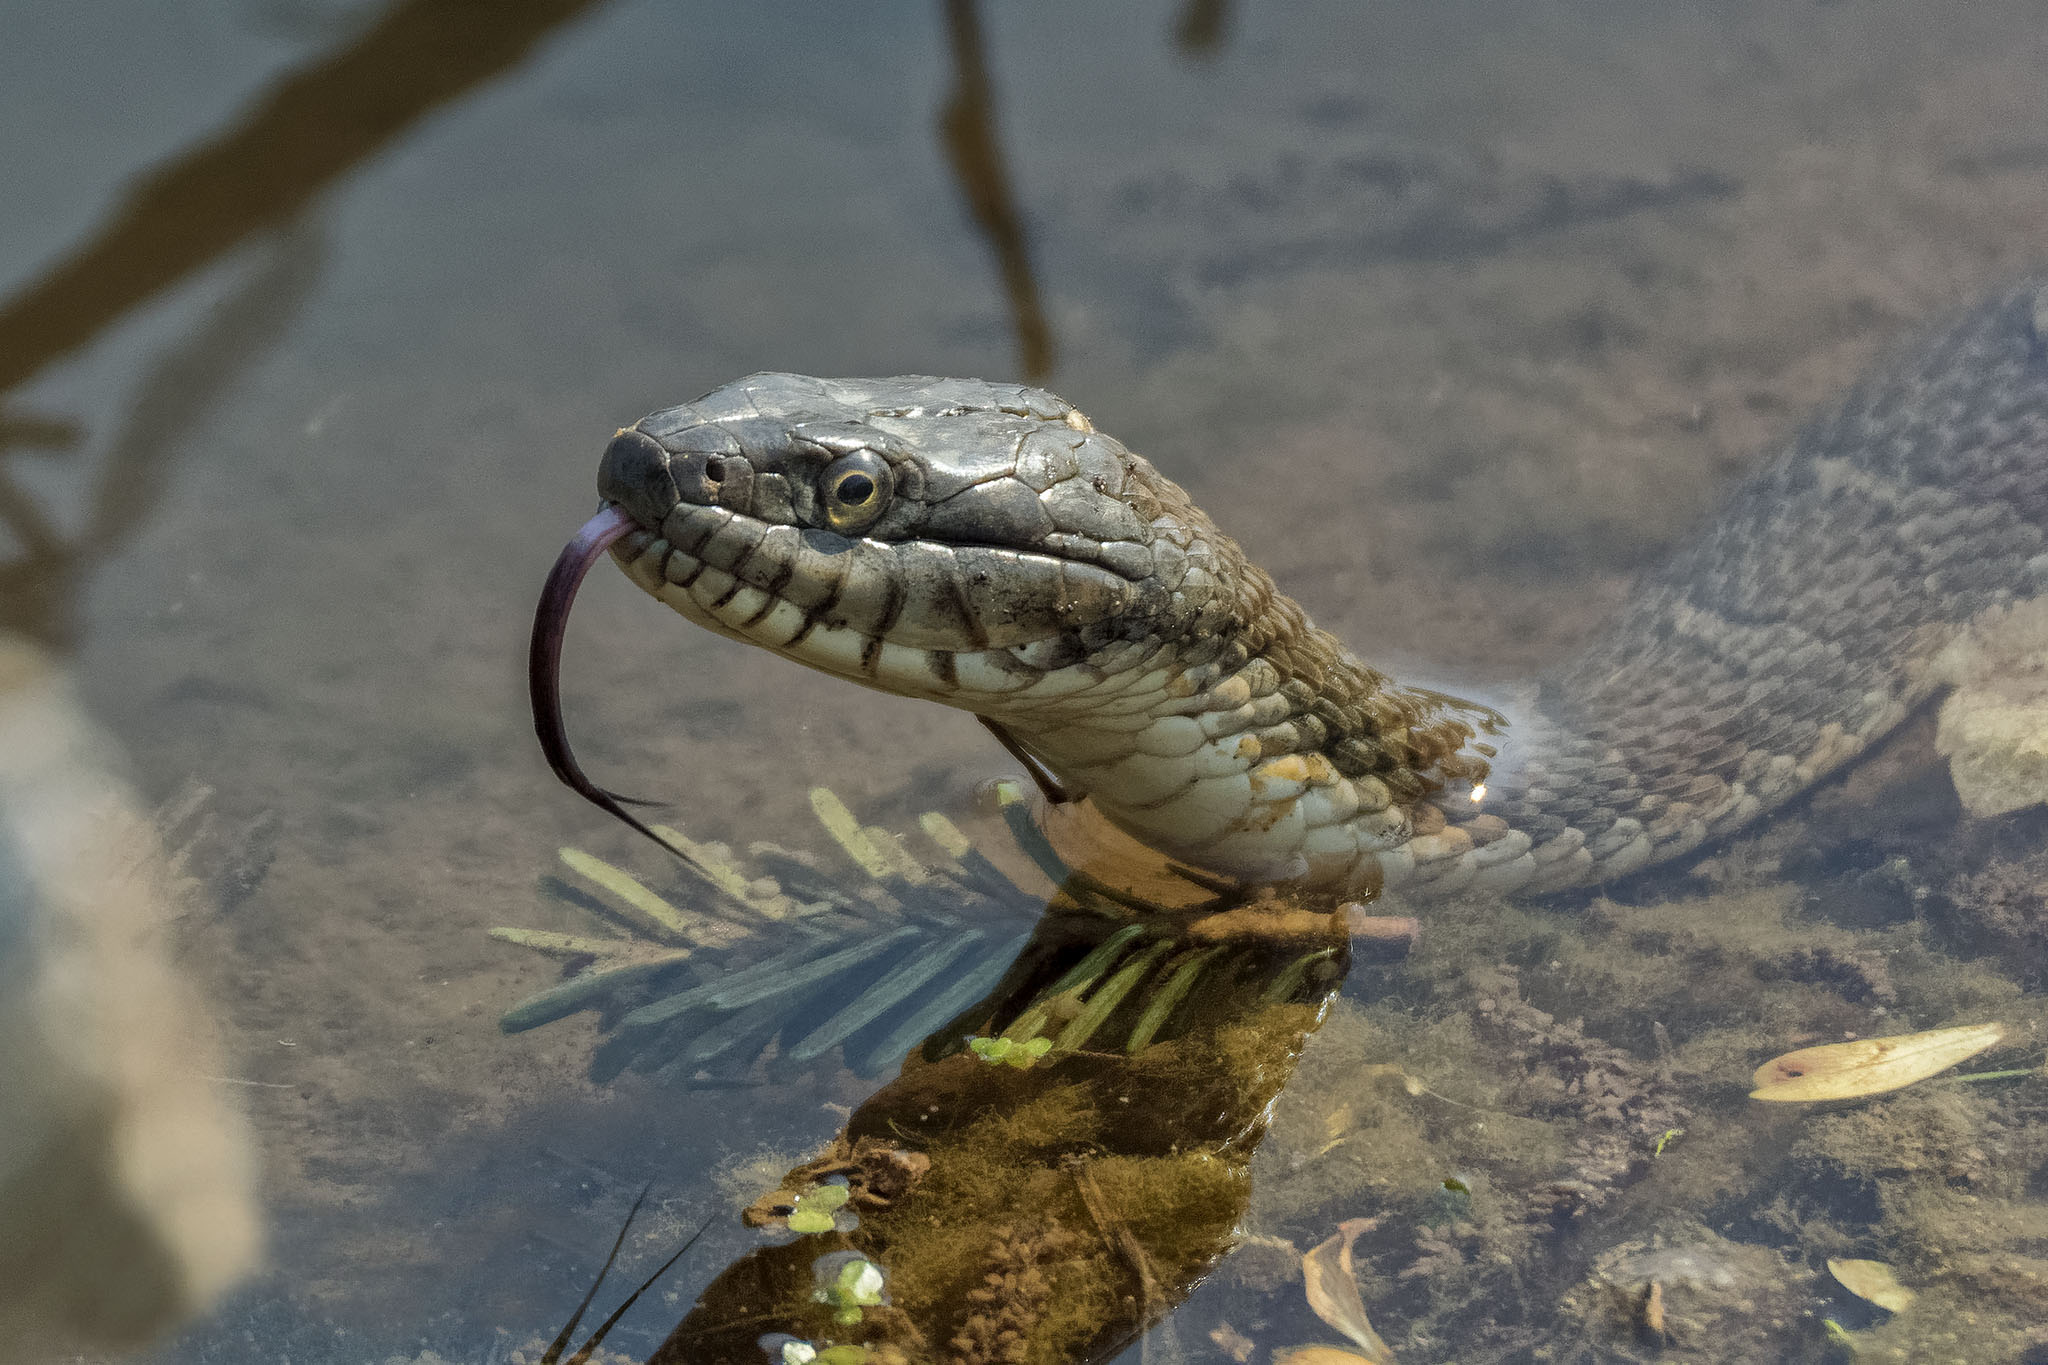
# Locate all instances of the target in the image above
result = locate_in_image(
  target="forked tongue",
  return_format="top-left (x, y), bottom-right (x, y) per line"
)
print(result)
top-left (530, 504), bottom-right (703, 870)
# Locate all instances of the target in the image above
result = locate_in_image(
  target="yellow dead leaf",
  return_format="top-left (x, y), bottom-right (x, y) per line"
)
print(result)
top-left (1274, 1350), bottom-right (1380, 1365)
top-left (1827, 1258), bottom-right (1915, 1313)
top-left (1301, 1217), bottom-right (1396, 1364)
top-left (1750, 1023), bottom-right (2004, 1102)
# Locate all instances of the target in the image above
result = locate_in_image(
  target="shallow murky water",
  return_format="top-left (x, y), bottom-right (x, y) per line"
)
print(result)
top-left (5, 2), bottom-right (2048, 1362)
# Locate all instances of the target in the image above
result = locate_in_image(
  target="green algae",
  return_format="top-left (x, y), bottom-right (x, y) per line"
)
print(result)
top-left (651, 902), bottom-right (1345, 1364)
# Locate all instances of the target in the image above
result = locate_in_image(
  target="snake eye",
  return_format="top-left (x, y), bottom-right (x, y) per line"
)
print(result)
top-left (817, 450), bottom-right (893, 534)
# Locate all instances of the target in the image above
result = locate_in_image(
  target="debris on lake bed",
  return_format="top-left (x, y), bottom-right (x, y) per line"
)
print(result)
top-left (1556, 1230), bottom-right (1815, 1357)
top-left (1826, 1257), bottom-right (1915, 1314)
top-left (1749, 1022), bottom-right (2008, 1101)
top-left (1297, 1216), bottom-right (1397, 1363)
top-left (1222, 868), bottom-right (2048, 1363)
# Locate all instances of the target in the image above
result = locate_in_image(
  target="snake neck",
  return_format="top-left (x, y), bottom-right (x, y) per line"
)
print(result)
top-left (982, 522), bottom-right (1506, 891)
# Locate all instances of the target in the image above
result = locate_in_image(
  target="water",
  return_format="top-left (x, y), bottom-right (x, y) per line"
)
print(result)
top-left (4, 2), bottom-right (2046, 1361)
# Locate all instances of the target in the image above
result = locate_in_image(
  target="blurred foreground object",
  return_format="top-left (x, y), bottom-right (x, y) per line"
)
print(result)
top-left (0, 634), bottom-right (258, 1358)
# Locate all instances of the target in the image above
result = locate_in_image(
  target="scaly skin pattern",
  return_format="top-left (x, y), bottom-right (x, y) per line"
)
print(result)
top-left (598, 279), bottom-right (2048, 900)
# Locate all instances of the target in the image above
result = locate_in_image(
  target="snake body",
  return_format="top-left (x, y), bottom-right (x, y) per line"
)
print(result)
top-left (589, 279), bottom-right (2048, 900)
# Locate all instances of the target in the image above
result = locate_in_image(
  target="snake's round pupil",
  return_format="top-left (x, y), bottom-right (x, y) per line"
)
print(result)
top-left (836, 472), bottom-right (876, 505)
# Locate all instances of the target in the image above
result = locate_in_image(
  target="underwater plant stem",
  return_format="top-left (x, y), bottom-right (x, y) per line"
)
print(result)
top-left (1001, 923), bottom-right (1152, 1043)
top-left (1262, 946), bottom-right (1340, 1004)
top-left (1054, 939), bottom-right (1174, 1052)
top-left (1125, 945), bottom-right (1228, 1053)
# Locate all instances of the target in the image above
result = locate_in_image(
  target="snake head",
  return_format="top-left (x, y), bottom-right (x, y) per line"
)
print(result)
top-left (596, 373), bottom-right (1240, 708)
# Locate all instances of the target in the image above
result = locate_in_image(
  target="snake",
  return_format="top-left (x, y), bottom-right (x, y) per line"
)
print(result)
top-left (533, 278), bottom-right (2048, 902)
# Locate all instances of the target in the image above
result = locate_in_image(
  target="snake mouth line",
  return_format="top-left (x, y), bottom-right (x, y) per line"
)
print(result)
top-left (613, 530), bottom-right (977, 686)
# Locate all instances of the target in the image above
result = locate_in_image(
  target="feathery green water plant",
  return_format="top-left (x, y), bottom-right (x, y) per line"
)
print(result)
top-left (490, 784), bottom-right (1304, 1083)
top-left (492, 786), bottom-right (1054, 1081)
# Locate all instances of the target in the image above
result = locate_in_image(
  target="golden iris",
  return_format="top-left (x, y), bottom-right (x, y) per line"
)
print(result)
top-left (818, 451), bottom-right (892, 533)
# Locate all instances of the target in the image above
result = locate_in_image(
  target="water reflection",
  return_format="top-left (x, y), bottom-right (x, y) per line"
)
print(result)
top-left (2, 2), bottom-right (613, 1351)
top-left (939, 0), bottom-right (1055, 383)
top-left (510, 755), bottom-right (2048, 1365)
top-left (0, 0), bottom-right (611, 648)
top-left (1172, 0), bottom-right (1234, 59)
top-left (2, 1), bottom-right (2040, 1361)
top-left (501, 785), bottom-right (1355, 1364)
top-left (0, 0), bottom-right (610, 393)
top-left (661, 912), bottom-right (1340, 1362)
top-left (0, 222), bottom-right (324, 647)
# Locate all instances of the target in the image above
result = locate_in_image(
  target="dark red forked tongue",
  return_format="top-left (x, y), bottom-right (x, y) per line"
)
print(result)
top-left (530, 505), bottom-right (702, 869)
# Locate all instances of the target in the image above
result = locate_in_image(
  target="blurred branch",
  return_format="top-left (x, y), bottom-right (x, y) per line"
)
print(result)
top-left (938, 0), bottom-right (1055, 382)
top-left (0, 220), bottom-right (326, 646)
top-left (1173, 0), bottom-right (1233, 58)
top-left (0, 0), bottom-right (609, 395)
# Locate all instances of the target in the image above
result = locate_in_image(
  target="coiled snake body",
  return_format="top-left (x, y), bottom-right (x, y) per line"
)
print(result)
top-left (564, 280), bottom-right (2048, 901)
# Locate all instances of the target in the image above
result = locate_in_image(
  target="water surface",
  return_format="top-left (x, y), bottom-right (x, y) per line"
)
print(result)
top-left (5, 2), bottom-right (2047, 1361)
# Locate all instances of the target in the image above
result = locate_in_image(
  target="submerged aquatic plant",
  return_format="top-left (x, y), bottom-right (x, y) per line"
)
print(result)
top-left (492, 786), bottom-right (1050, 1081)
top-left (492, 782), bottom-right (1343, 1084)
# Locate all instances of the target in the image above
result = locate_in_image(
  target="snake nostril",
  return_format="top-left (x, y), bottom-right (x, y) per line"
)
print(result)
top-left (703, 457), bottom-right (728, 483)
top-left (597, 427), bottom-right (680, 526)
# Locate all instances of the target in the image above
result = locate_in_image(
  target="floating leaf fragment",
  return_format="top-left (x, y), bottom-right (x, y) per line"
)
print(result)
top-left (1126, 945), bottom-right (1227, 1053)
top-left (644, 823), bottom-right (763, 905)
top-left (812, 1253), bottom-right (887, 1326)
top-left (804, 1184), bottom-right (851, 1212)
top-left (1054, 939), bottom-right (1173, 1051)
top-left (771, 1338), bottom-right (867, 1365)
top-left (1750, 1023), bottom-right (2005, 1102)
top-left (998, 923), bottom-right (1151, 1044)
top-left (863, 823), bottom-right (932, 882)
top-left (1301, 1217), bottom-right (1396, 1363)
top-left (1827, 1258), bottom-right (1915, 1313)
top-left (786, 1182), bottom-right (852, 1234)
top-left (968, 1035), bottom-right (1051, 1068)
top-left (787, 1205), bottom-right (836, 1234)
